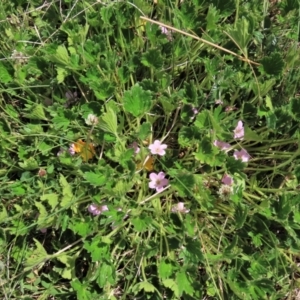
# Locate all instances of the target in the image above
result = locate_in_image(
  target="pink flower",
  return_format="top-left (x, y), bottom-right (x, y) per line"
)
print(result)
top-left (160, 26), bottom-right (169, 35)
top-left (192, 107), bottom-right (199, 115)
top-left (88, 203), bottom-right (109, 216)
top-left (233, 149), bottom-right (250, 162)
top-left (159, 26), bottom-right (173, 40)
top-left (69, 144), bottom-right (76, 155)
top-left (213, 140), bottom-right (231, 151)
top-left (222, 174), bottom-right (233, 185)
top-left (171, 202), bottom-right (189, 213)
top-left (215, 99), bottom-right (223, 105)
top-left (148, 140), bottom-right (167, 156)
top-left (130, 142), bottom-right (140, 154)
top-left (233, 121), bottom-right (244, 139)
top-left (149, 172), bottom-right (169, 192)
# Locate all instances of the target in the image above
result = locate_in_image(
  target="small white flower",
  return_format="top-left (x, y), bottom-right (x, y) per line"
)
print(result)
top-left (218, 185), bottom-right (233, 200)
top-left (171, 202), bottom-right (189, 213)
top-left (85, 114), bottom-right (99, 126)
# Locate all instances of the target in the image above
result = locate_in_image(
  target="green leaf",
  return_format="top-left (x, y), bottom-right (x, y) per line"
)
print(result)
top-left (176, 270), bottom-right (194, 296)
top-left (251, 279), bottom-right (275, 297)
top-left (234, 203), bottom-right (248, 229)
top-left (83, 171), bottom-right (107, 186)
top-left (56, 254), bottom-right (76, 279)
top-left (141, 49), bottom-right (163, 69)
top-left (138, 122), bottom-right (151, 140)
top-left (132, 281), bottom-right (155, 293)
top-left (131, 215), bottom-right (152, 232)
top-left (59, 174), bottom-right (74, 208)
top-left (245, 126), bottom-right (263, 141)
top-left (56, 67), bottom-right (68, 83)
top-left (35, 202), bottom-right (47, 222)
top-left (162, 279), bottom-right (179, 297)
top-left (24, 104), bottom-right (47, 120)
top-left (294, 165), bottom-right (300, 183)
top-left (178, 126), bottom-right (201, 147)
top-left (260, 52), bottom-right (284, 76)
top-left (194, 138), bottom-right (225, 166)
top-left (195, 110), bottom-right (210, 129)
top-left (69, 218), bottom-right (93, 236)
top-left (252, 78), bottom-right (276, 97)
top-left (139, 79), bottom-right (159, 93)
top-left (24, 238), bottom-right (48, 271)
top-left (0, 62), bottom-right (12, 83)
top-left (99, 107), bottom-right (118, 136)
top-left (52, 45), bottom-right (70, 65)
top-left (289, 97), bottom-right (300, 121)
top-left (84, 237), bottom-right (109, 262)
top-left (206, 5), bottom-right (220, 31)
top-left (265, 95), bottom-right (274, 112)
top-left (52, 115), bottom-right (70, 129)
top-left (273, 194), bottom-right (292, 220)
top-left (123, 84), bottom-right (152, 117)
top-left (183, 81), bottom-right (197, 104)
top-left (71, 279), bottom-right (97, 300)
top-left (97, 261), bottom-right (116, 288)
top-left (158, 260), bottom-right (173, 279)
top-left (19, 157), bottom-right (39, 170)
top-left (0, 205), bottom-right (8, 223)
top-left (226, 156), bottom-right (246, 173)
top-left (228, 17), bottom-right (253, 55)
top-left (169, 170), bottom-right (195, 197)
top-left (40, 193), bottom-right (59, 210)
top-left (94, 80), bottom-right (115, 100)
top-left (11, 182), bottom-right (26, 195)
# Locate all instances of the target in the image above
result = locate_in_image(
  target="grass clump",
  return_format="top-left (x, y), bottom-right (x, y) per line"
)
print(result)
top-left (1, 0), bottom-right (300, 299)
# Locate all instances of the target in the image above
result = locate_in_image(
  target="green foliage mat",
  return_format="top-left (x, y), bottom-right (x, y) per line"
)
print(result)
top-left (0, 0), bottom-right (300, 299)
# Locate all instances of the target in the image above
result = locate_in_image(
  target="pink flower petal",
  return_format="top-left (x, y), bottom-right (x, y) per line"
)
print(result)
top-left (213, 140), bottom-right (231, 151)
top-left (233, 149), bottom-right (250, 162)
top-left (222, 174), bottom-right (233, 185)
top-left (233, 120), bottom-right (244, 139)
top-left (148, 140), bottom-right (168, 156)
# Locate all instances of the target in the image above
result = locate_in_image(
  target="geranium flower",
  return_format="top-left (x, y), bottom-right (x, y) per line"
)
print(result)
top-left (213, 140), bottom-right (231, 151)
top-left (148, 140), bottom-right (167, 156)
top-left (222, 174), bottom-right (233, 185)
top-left (149, 172), bottom-right (169, 192)
top-left (159, 26), bottom-right (173, 40)
top-left (192, 107), bottom-right (199, 115)
top-left (171, 202), bottom-right (190, 213)
top-left (88, 203), bottom-right (108, 216)
top-left (85, 114), bottom-right (99, 126)
top-left (69, 144), bottom-right (76, 155)
top-left (234, 120), bottom-right (244, 139)
top-left (233, 149), bottom-right (250, 162)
